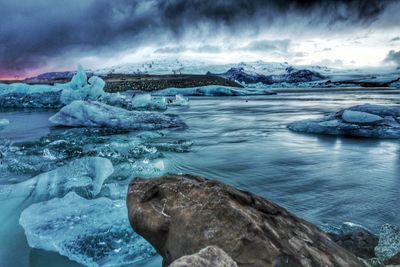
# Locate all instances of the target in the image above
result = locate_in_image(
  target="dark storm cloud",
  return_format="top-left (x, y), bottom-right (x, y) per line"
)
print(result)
top-left (384, 50), bottom-right (400, 66)
top-left (0, 0), bottom-right (398, 76)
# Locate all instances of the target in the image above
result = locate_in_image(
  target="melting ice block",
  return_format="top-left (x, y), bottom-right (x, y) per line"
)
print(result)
top-left (49, 100), bottom-right (185, 130)
top-left (131, 94), bottom-right (167, 110)
top-left (19, 192), bottom-right (156, 267)
top-left (167, 94), bottom-right (189, 106)
top-left (0, 64), bottom-right (107, 108)
top-left (0, 157), bottom-right (113, 202)
top-left (0, 119), bottom-right (9, 127)
top-left (61, 75), bottom-right (106, 105)
top-left (288, 104), bottom-right (400, 138)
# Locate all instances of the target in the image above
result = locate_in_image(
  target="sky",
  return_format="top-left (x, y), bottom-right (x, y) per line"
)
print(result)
top-left (0, 0), bottom-right (400, 79)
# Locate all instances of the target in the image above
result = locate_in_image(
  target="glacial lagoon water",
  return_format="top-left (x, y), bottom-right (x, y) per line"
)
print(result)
top-left (0, 91), bottom-right (400, 266)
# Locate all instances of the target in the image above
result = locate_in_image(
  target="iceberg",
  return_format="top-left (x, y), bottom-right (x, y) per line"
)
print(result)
top-left (19, 192), bottom-right (156, 267)
top-left (375, 224), bottom-right (400, 260)
top-left (167, 94), bottom-right (189, 106)
top-left (49, 100), bottom-right (185, 130)
top-left (154, 85), bottom-right (275, 96)
top-left (60, 75), bottom-right (106, 105)
top-left (131, 94), bottom-right (167, 110)
top-left (288, 104), bottom-right (400, 138)
top-left (342, 110), bottom-right (383, 124)
top-left (0, 91), bottom-right (63, 109)
top-left (0, 65), bottom-right (107, 108)
top-left (0, 118), bottom-right (9, 127)
top-left (0, 157), bottom-right (113, 202)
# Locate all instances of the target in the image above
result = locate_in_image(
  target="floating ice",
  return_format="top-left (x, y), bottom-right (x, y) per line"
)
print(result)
top-left (0, 157), bottom-right (113, 202)
top-left (375, 224), bottom-right (400, 260)
top-left (0, 65), bottom-right (107, 108)
top-left (131, 94), bottom-right (167, 110)
top-left (167, 94), bottom-right (189, 106)
top-left (67, 64), bottom-right (87, 89)
top-left (288, 104), bottom-right (400, 138)
top-left (342, 110), bottom-right (383, 124)
top-left (155, 85), bottom-right (276, 96)
top-left (61, 75), bottom-right (106, 105)
top-left (49, 100), bottom-right (185, 130)
top-left (19, 192), bottom-right (156, 267)
top-left (0, 118), bottom-right (9, 127)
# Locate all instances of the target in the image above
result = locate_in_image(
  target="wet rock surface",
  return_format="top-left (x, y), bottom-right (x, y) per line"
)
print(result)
top-left (169, 246), bottom-right (237, 267)
top-left (127, 173), bottom-right (364, 267)
top-left (328, 222), bottom-right (378, 259)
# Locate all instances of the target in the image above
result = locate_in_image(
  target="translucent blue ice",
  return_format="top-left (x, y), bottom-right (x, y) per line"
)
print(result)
top-left (49, 100), bottom-right (185, 130)
top-left (19, 192), bottom-right (156, 267)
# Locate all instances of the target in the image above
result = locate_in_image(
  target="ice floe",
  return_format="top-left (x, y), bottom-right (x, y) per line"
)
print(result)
top-left (0, 118), bottom-right (10, 128)
top-left (131, 94), bottom-right (167, 110)
top-left (19, 192), bottom-right (156, 267)
top-left (49, 100), bottom-right (185, 130)
top-left (0, 157), bottom-right (113, 202)
top-left (288, 104), bottom-right (400, 138)
top-left (154, 85), bottom-right (274, 96)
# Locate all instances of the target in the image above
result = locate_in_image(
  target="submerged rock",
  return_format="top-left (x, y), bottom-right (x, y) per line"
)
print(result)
top-left (328, 222), bottom-right (378, 259)
top-left (127, 173), bottom-right (364, 267)
top-left (49, 100), bottom-right (185, 130)
top-left (169, 246), bottom-right (237, 267)
top-left (19, 192), bottom-right (156, 267)
top-left (288, 104), bottom-right (400, 138)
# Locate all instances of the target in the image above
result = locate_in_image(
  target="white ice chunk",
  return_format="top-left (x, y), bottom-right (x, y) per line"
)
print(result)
top-left (375, 224), bottom-right (400, 260)
top-left (0, 119), bottom-right (10, 127)
top-left (288, 104), bottom-right (400, 138)
top-left (49, 100), bottom-right (185, 130)
top-left (131, 94), bottom-right (167, 110)
top-left (19, 192), bottom-right (155, 267)
top-left (168, 94), bottom-right (189, 106)
top-left (60, 75), bottom-right (106, 104)
top-left (342, 110), bottom-right (383, 124)
top-left (67, 64), bottom-right (87, 89)
top-left (0, 157), bottom-right (113, 202)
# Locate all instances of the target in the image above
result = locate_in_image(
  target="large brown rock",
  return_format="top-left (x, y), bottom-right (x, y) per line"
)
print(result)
top-left (169, 246), bottom-right (237, 267)
top-left (127, 174), bottom-right (365, 267)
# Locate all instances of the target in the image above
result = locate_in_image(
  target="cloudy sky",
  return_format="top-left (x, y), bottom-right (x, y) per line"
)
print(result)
top-left (1, 0), bottom-right (400, 78)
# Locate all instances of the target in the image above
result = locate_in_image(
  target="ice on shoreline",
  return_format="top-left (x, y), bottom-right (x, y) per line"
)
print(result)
top-left (288, 104), bottom-right (400, 138)
top-left (49, 100), bottom-right (185, 130)
top-left (19, 192), bottom-right (156, 267)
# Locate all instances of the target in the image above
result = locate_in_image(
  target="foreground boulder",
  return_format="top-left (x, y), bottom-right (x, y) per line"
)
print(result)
top-left (288, 104), bottom-right (400, 138)
top-left (127, 174), bottom-right (364, 266)
top-left (169, 246), bottom-right (237, 267)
